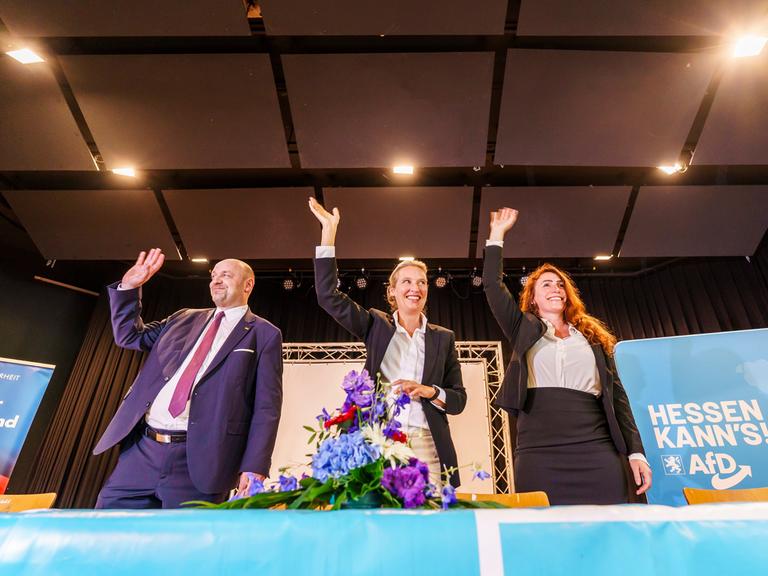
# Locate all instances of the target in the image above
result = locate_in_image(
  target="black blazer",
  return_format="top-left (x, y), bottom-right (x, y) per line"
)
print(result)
top-left (314, 257), bottom-right (467, 486)
top-left (482, 245), bottom-right (645, 456)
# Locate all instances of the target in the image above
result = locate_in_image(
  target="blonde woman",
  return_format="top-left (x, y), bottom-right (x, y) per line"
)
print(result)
top-left (309, 197), bottom-right (466, 487)
top-left (483, 207), bottom-right (651, 504)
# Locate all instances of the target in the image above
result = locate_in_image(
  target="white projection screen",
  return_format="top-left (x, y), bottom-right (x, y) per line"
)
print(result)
top-left (271, 342), bottom-right (512, 493)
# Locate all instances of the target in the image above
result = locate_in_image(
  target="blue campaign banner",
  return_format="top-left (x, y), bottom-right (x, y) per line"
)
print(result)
top-left (615, 329), bottom-right (768, 506)
top-left (0, 357), bottom-right (55, 494)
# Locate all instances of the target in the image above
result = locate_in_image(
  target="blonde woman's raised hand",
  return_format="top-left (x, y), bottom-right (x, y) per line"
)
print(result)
top-left (308, 197), bottom-right (340, 246)
top-left (489, 207), bottom-right (519, 241)
top-left (120, 248), bottom-right (165, 289)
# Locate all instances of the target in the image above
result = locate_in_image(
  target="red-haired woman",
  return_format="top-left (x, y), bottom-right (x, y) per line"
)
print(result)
top-left (483, 207), bottom-right (651, 505)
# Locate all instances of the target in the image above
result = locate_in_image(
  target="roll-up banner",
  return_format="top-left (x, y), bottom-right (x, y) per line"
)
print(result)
top-left (0, 357), bottom-right (55, 494)
top-left (615, 329), bottom-right (768, 506)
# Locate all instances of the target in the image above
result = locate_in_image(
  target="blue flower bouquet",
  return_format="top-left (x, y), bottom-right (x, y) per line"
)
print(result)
top-left (192, 369), bottom-right (500, 510)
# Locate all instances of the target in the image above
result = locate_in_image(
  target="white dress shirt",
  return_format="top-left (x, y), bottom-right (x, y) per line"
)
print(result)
top-left (526, 319), bottom-right (601, 396)
top-left (146, 304), bottom-right (248, 431)
top-left (379, 311), bottom-right (433, 430)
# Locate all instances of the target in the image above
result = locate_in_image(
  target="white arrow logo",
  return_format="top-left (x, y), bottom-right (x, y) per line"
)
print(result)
top-left (711, 465), bottom-right (752, 490)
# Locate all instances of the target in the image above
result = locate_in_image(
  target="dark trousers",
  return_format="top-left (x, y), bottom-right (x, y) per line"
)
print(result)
top-left (96, 431), bottom-right (228, 509)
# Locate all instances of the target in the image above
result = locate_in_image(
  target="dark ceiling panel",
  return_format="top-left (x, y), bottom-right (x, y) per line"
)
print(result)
top-left (59, 54), bottom-right (290, 170)
top-left (283, 53), bottom-right (494, 168)
top-left (694, 54), bottom-right (768, 165)
top-left (0, 58), bottom-right (95, 171)
top-left (494, 50), bottom-right (716, 167)
top-left (0, 0), bottom-right (250, 37)
top-left (260, 0), bottom-right (507, 35)
top-left (163, 188), bottom-right (316, 260)
top-left (323, 187), bottom-right (473, 259)
top-left (621, 186), bottom-right (768, 257)
top-left (2, 189), bottom-right (179, 260)
top-left (517, 0), bottom-right (767, 36)
top-left (476, 186), bottom-right (631, 258)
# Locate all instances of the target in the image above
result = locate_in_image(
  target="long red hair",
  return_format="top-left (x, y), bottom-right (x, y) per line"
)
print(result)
top-left (519, 263), bottom-right (617, 356)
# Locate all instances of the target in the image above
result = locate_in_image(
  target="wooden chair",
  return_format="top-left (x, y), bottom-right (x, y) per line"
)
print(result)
top-left (683, 486), bottom-right (768, 505)
top-left (0, 493), bottom-right (57, 512)
top-left (457, 491), bottom-right (550, 508)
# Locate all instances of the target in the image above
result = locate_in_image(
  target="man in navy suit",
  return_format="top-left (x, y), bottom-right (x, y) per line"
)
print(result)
top-left (93, 249), bottom-right (283, 509)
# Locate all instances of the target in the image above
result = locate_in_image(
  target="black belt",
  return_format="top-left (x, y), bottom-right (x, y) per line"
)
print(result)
top-left (144, 426), bottom-right (187, 444)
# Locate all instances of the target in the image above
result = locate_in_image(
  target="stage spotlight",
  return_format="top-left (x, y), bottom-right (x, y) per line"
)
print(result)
top-left (354, 268), bottom-right (368, 290)
top-left (520, 275), bottom-right (529, 287)
top-left (434, 268), bottom-right (449, 289)
top-left (470, 268), bottom-right (482, 288)
top-left (282, 269), bottom-right (297, 291)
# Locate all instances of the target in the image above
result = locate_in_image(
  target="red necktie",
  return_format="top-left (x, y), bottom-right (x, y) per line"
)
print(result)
top-left (168, 311), bottom-right (225, 418)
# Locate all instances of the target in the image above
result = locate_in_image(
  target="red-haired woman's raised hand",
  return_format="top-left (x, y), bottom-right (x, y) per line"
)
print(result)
top-left (489, 207), bottom-right (519, 241)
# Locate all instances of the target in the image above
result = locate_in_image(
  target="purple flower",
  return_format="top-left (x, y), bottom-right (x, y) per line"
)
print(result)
top-left (409, 458), bottom-right (430, 483)
top-left (245, 475), bottom-right (265, 496)
top-left (371, 401), bottom-right (387, 421)
top-left (441, 485), bottom-right (457, 510)
top-left (341, 370), bottom-right (375, 411)
top-left (392, 391), bottom-right (410, 416)
top-left (382, 464), bottom-right (428, 508)
top-left (383, 419), bottom-right (402, 439)
top-left (228, 474), bottom-right (265, 501)
top-left (473, 469), bottom-right (491, 482)
top-left (316, 407), bottom-right (331, 424)
top-left (278, 474), bottom-right (299, 492)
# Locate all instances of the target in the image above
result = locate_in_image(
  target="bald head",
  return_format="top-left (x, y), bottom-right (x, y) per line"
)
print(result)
top-left (209, 259), bottom-right (254, 309)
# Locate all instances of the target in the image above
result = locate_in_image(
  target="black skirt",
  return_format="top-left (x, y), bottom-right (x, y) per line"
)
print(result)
top-left (514, 387), bottom-right (628, 505)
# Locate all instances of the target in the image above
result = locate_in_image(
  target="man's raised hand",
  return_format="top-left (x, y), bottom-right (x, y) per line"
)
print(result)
top-left (121, 248), bottom-right (165, 289)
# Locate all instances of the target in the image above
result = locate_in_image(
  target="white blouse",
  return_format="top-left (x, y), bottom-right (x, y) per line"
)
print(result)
top-left (526, 319), bottom-right (601, 396)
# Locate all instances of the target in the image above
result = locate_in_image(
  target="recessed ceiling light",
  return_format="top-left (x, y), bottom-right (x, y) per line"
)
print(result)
top-left (657, 163), bottom-right (684, 175)
top-left (594, 254), bottom-right (613, 261)
top-left (6, 48), bottom-right (45, 64)
top-left (112, 167), bottom-right (136, 177)
top-left (732, 35), bottom-right (767, 58)
top-left (392, 165), bottom-right (414, 175)
top-left (399, 256), bottom-right (415, 261)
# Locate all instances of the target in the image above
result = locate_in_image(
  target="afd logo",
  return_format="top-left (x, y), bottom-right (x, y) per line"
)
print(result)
top-left (661, 455), bottom-right (684, 475)
top-left (661, 452), bottom-right (753, 489)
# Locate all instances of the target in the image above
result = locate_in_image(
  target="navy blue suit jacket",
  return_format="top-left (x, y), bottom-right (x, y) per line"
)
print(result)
top-left (93, 283), bottom-right (283, 494)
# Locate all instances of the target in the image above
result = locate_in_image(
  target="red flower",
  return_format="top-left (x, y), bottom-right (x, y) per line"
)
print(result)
top-left (323, 406), bottom-right (357, 429)
top-left (391, 430), bottom-right (407, 443)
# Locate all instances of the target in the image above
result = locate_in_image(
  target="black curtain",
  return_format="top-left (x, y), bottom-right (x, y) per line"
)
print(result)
top-left (26, 246), bottom-right (768, 507)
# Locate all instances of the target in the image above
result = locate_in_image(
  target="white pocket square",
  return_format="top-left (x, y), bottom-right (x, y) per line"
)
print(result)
top-left (233, 348), bottom-right (255, 353)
